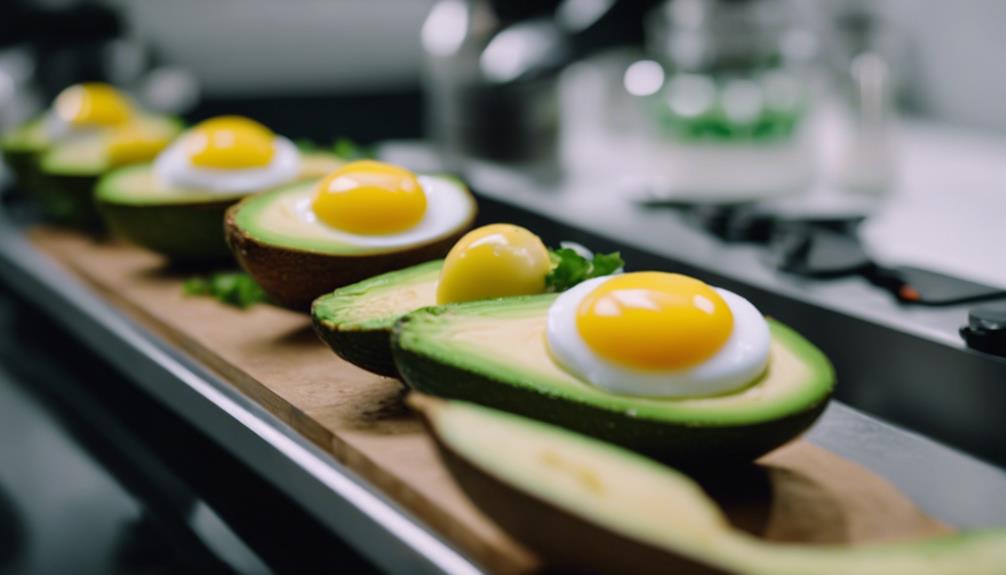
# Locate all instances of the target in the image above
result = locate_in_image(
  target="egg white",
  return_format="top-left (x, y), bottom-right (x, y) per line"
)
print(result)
top-left (44, 110), bottom-right (117, 141)
top-left (153, 135), bottom-right (300, 194)
top-left (546, 276), bottom-right (771, 398)
top-left (260, 175), bottom-right (473, 248)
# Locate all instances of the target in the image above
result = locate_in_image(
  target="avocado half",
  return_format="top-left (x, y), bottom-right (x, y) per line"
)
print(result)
top-left (34, 115), bottom-right (183, 229)
top-left (225, 175), bottom-right (477, 310)
top-left (392, 294), bottom-right (833, 464)
top-left (312, 259), bottom-right (443, 377)
top-left (96, 151), bottom-right (344, 262)
top-left (0, 117), bottom-right (49, 198)
top-left (415, 395), bottom-right (1006, 575)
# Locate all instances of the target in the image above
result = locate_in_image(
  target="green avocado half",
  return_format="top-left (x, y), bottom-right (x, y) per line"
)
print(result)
top-left (415, 395), bottom-right (1006, 575)
top-left (313, 259), bottom-right (442, 377)
top-left (312, 249), bottom-right (622, 378)
top-left (0, 117), bottom-right (49, 197)
top-left (225, 175), bottom-right (477, 310)
top-left (96, 151), bottom-right (344, 263)
top-left (33, 115), bottom-right (183, 229)
top-left (392, 294), bottom-right (834, 464)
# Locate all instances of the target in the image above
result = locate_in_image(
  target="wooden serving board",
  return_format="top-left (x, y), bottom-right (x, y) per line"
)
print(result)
top-left (29, 226), bottom-right (950, 574)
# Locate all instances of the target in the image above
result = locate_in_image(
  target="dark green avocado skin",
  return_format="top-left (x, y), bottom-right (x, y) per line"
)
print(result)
top-left (34, 171), bottom-right (103, 230)
top-left (2, 148), bottom-right (103, 230)
top-left (311, 316), bottom-right (399, 378)
top-left (2, 148), bottom-right (40, 201)
top-left (99, 199), bottom-right (236, 262)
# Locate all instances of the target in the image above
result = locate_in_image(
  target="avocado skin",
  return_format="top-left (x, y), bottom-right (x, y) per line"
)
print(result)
top-left (99, 199), bottom-right (236, 262)
top-left (417, 396), bottom-right (1006, 575)
top-left (312, 317), bottom-right (399, 377)
top-left (33, 171), bottom-right (104, 230)
top-left (420, 405), bottom-right (730, 575)
top-left (1, 119), bottom-right (48, 202)
top-left (311, 260), bottom-right (444, 378)
top-left (225, 204), bottom-right (469, 311)
top-left (393, 307), bottom-right (831, 466)
top-left (1, 148), bottom-right (41, 200)
top-left (395, 337), bottom-right (826, 466)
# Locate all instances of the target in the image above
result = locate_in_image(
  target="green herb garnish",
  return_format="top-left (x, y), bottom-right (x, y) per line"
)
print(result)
top-left (295, 137), bottom-right (375, 160)
top-left (545, 248), bottom-right (623, 292)
top-left (332, 138), bottom-right (375, 160)
top-left (183, 272), bottom-right (268, 309)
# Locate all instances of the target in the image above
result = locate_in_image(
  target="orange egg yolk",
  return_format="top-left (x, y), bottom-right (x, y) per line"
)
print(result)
top-left (54, 83), bottom-right (132, 127)
top-left (436, 224), bottom-right (551, 304)
top-left (183, 116), bottom-right (276, 169)
top-left (576, 272), bottom-right (733, 371)
top-left (311, 160), bottom-right (427, 235)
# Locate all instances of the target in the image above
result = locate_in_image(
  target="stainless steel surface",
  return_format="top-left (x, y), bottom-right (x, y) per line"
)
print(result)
top-left (0, 365), bottom-right (144, 575)
top-left (0, 217), bottom-right (481, 575)
top-left (808, 403), bottom-right (1006, 529)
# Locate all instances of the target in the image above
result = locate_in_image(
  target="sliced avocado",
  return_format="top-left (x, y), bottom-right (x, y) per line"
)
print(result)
top-left (415, 395), bottom-right (1006, 575)
top-left (393, 295), bottom-right (833, 464)
top-left (226, 175), bottom-right (476, 310)
top-left (39, 116), bottom-right (183, 177)
top-left (32, 115), bottom-right (183, 229)
top-left (313, 260), bottom-right (442, 376)
top-left (0, 117), bottom-right (49, 195)
top-left (312, 246), bottom-right (622, 378)
top-left (96, 151), bottom-right (343, 262)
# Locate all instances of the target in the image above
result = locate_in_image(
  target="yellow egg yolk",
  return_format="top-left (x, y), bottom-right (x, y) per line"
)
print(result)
top-left (54, 83), bottom-right (132, 127)
top-left (437, 224), bottom-right (551, 304)
top-left (576, 272), bottom-right (733, 371)
top-left (312, 160), bottom-right (427, 235)
top-left (105, 124), bottom-right (173, 167)
top-left (183, 116), bottom-right (276, 169)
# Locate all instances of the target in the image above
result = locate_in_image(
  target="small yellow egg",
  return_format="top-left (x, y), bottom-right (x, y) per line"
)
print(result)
top-left (183, 116), bottom-right (276, 169)
top-left (576, 272), bottom-right (734, 371)
top-left (105, 124), bottom-right (173, 167)
top-left (54, 83), bottom-right (132, 127)
top-left (312, 160), bottom-right (427, 235)
top-left (437, 224), bottom-right (551, 304)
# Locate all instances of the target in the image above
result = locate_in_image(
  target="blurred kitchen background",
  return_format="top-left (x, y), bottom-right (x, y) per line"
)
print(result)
top-left (1, 0), bottom-right (1005, 573)
top-left (3, 0), bottom-right (1005, 283)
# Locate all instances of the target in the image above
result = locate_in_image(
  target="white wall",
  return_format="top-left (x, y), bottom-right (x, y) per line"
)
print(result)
top-left (120, 0), bottom-right (438, 97)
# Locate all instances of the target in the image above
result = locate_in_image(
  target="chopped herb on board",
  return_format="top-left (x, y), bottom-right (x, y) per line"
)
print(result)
top-left (183, 272), bottom-right (268, 309)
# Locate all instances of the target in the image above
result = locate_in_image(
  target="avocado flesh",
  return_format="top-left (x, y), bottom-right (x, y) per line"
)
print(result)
top-left (39, 115), bottom-right (182, 177)
top-left (393, 295), bottom-right (834, 464)
top-left (313, 260), bottom-right (442, 376)
top-left (29, 115), bottom-right (182, 228)
top-left (0, 117), bottom-right (49, 153)
top-left (225, 175), bottom-right (476, 310)
top-left (419, 396), bottom-right (1006, 575)
top-left (231, 175), bottom-right (476, 256)
top-left (96, 152), bottom-right (343, 262)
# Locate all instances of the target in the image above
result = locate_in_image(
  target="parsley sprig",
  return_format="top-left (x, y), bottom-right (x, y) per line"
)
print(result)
top-left (545, 248), bottom-right (623, 292)
top-left (183, 272), bottom-right (268, 309)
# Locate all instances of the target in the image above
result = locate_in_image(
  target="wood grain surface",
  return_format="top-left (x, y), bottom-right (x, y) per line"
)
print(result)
top-left (28, 226), bottom-right (949, 574)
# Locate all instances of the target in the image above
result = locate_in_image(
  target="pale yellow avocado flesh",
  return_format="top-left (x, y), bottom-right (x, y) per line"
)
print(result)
top-left (40, 115), bottom-right (182, 176)
top-left (96, 151), bottom-right (344, 205)
top-left (424, 398), bottom-right (1006, 575)
top-left (313, 260), bottom-right (442, 330)
top-left (399, 295), bottom-right (826, 424)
